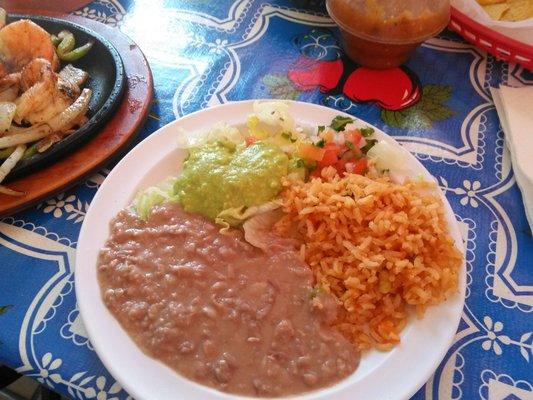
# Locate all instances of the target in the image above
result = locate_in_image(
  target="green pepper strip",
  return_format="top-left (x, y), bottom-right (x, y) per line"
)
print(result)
top-left (57, 31), bottom-right (75, 57)
top-left (21, 143), bottom-right (38, 160)
top-left (51, 34), bottom-right (61, 47)
top-left (0, 147), bottom-right (15, 159)
top-left (59, 42), bottom-right (94, 62)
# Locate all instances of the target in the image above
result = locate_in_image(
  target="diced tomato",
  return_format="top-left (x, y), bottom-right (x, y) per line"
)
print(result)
top-left (334, 159), bottom-right (347, 175)
top-left (298, 143), bottom-right (326, 161)
top-left (318, 150), bottom-right (339, 167)
top-left (318, 143), bottom-right (343, 168)
top-left (310, 169), bottom-right (322, 179)
top-left (245, 136), bottom-right (256, 146)
top-left (345, 130), bottom-right (363, 147)
top-left (324, 142), bottom-right (343, 152)
top-left (352, 158), bottom-right (368, 175)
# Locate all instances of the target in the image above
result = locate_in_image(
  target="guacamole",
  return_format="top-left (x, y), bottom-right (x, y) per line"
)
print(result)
top-left (173, 141), bottom-right (289, 219)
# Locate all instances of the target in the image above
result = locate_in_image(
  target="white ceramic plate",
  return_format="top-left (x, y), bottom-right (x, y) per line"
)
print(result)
top-left (76, 100), bottom-right (466, 400)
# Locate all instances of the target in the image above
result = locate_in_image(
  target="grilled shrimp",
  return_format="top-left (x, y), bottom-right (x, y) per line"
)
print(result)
top-left (0, 19), bottom-right (59, 72)
top-left (20, 57), bottom-right (53, 90)
top-left (0, 61), bottom-right (8, 79)
top-left (15, 58), bottom-right (75, 124)
top-left (0, 72), bottom-right (20, 102)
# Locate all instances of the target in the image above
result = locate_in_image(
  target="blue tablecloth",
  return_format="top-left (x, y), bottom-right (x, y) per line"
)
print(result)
top-left (0, 1), bottom-right (532, 399)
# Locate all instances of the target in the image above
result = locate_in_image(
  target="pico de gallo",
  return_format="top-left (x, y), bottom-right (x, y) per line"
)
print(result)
top-left (244, 113), bottom-right (378, 180)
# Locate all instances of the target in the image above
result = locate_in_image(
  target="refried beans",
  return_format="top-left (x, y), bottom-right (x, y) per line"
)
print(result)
top-left (97, 203), bottom-right (360, 397)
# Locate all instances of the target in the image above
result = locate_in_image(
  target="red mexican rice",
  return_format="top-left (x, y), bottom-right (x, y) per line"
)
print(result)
top-left (275, 166), bottom-right (463, 351)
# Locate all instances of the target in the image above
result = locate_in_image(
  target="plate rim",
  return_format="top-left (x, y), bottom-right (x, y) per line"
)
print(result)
top-left (76, 99), bottom-right (466, 400)
top-left (6, 13), bottom-right (126, 179)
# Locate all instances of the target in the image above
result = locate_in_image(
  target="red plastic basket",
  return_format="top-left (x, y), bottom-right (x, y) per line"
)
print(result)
top-left (449, 7), bottom-right (533, 70)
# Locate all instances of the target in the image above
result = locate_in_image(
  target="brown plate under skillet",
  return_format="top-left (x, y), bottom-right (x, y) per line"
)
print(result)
top-left (0, 11), bottom-right (153, 216)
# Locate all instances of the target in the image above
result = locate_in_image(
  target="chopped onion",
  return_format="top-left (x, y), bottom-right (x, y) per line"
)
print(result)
top-left (345, 162), bottom-right (355, 173)
top-left (366, 141), bottom-right (405, 171)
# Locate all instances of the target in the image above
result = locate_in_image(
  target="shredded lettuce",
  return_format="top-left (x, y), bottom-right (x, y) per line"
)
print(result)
top-left (215, 201), bottom-right (281, 231)
top-left (176, 122), bottom-right (244, 149)
top-left (414, 173), bottom-right (425, 182)
top-left (242, 208), bottom-right (283, 249)
top-left (247, 101), bottom-right (296, 139)
top-left (133, 177), bottom-right (179, 220)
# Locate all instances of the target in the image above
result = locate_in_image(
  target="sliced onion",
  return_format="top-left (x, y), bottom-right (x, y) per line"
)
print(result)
top-left (36, 133), bottom-right (61, 153)
top-left (0, 184), bottom-right (24, 196)
top-left (47, 88), bottom-right (92, 133)
top-left (0, 102), bottom-right (16, 132)
top-left (59, 64), bottom-right (89, 88)
top-left (0, 125), bottom-right (51, 148)
top-left (0, 8), bottom-right (6, 30)
top-left (0, 144), bottom-right (26, 183)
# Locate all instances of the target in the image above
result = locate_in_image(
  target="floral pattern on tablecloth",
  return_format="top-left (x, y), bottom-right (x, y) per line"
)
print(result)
top-left (0, 1), bottom-right (531, 399)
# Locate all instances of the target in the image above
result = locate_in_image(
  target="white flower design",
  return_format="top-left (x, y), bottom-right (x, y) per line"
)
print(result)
top-left (42, 194), bottom-right (76, 218)
top-left (84, 376), bottom-right (122, 400)
top-left (36, 353), bottom-right (62, 387)
top-left (208, 39), bottom-right (228, 54)
top-left (39, 193), bottom-right (89, 223)
top-left (481, 316), bottom-right (510, 356)
top-left (454, 180), bottom-right (481, 207)
top-left (73, 5), bottom-right (124, 27)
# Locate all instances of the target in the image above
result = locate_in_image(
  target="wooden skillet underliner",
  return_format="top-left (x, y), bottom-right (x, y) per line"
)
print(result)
top-left (0, 11), bottom-right (153, 216)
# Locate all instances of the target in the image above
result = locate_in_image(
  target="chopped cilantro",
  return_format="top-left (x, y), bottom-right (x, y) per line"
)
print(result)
top-left (315, 139), bottom-right (326, 148)
top-left (360, 139), bottom-right (378, 154)
top-left (295, 158), bottom-right (305, 168)
top-left (281, 132), bottom-right (297, 143)
top-left (317, 125), bottom-right (326, 133)
top-left (330, 116), bottom-right (354, 131)
top-left (307, 161), bottom-right (318, 172)
top-left (360, 127), bottom-right (375, 137)
top-left (346, 141), bottom-right (354, 150)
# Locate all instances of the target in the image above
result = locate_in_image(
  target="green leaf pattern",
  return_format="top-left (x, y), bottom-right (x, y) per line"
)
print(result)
top-left (381, 85), bottom-right (454, 129)
top-left (262, 74), bottom-right (301, 100)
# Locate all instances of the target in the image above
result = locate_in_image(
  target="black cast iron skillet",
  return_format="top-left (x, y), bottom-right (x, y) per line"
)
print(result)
top-left (5, 14), bottom-right (125, 181)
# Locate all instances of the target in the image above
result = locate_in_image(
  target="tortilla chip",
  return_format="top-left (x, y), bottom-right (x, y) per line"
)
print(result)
top-left (483, 3), bottom-right (511, 19)
top-left (477, 0), bottom-right (506, 5)
top-left (500, 0), bottom-right (533, 21)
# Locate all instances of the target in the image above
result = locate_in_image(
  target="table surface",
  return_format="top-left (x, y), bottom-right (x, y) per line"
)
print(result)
top-left (0, 1), bottom-right (532, 399)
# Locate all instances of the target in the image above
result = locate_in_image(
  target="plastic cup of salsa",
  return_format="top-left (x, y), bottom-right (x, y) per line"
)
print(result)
top-left (326, 0), bottom-right (450, 69)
